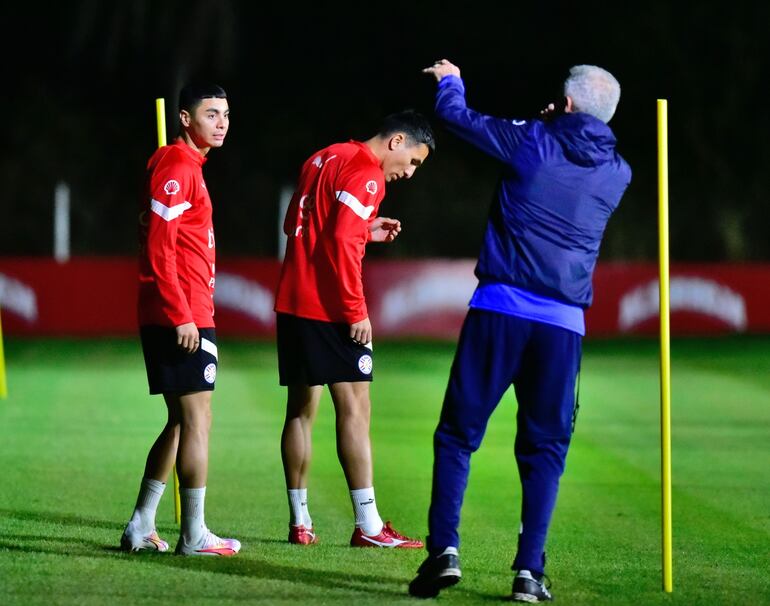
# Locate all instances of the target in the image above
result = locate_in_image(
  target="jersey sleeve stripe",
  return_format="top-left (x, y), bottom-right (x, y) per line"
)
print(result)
top-left (335, 190), bottom-right (375, 220)
top-left (150, 198), bottom-right (193, 221)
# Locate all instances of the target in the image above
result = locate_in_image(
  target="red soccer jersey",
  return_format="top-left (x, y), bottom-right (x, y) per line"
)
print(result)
top-left (138, 139), bottom-right (216, 328)
top-left (275, 141), bottom-right (386, 324)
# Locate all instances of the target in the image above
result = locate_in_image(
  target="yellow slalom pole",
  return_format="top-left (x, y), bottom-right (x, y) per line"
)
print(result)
top-left (0, 309), bottom-right (7, 399)
top-left (657, 99), bottom-right (673, 593)
top-left (155, 98), bottom-right (168, 147)
top-left (155, 97), bottom-right (182, 525)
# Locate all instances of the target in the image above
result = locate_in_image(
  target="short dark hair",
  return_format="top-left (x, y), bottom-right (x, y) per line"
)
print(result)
top-left (378, 110), bottom-right (435, 152)
top-left (178, 83), bottom-right (228, 113)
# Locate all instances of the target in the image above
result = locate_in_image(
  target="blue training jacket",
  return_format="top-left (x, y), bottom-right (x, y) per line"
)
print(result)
top-left (436, 75), bottom-right (631, 309)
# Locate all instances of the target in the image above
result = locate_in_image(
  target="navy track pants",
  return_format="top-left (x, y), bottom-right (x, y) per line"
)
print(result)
top-left (427, 308), bottom-right (581, 575)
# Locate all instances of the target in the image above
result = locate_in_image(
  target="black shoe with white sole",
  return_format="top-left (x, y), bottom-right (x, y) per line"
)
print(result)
top-left (511, 570), bottom-right (553, 602)
top-left (408, 547), bottom-right (461, 598)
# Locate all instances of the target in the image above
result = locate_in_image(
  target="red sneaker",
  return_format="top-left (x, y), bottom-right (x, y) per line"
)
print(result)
top-left (350, 521), bottom-right (423, 548)
top-left (288, 524), bottom-right (318, 545)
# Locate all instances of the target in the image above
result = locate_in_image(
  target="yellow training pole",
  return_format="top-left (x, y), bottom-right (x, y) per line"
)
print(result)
top-left (0, 309), bottom-right (7, 399)
top-left (155, 97), bottom-right (182, 525)
top-left (155, 98), bottom-right (168, 147)
top-left (657, 99), bottom-right (673, 593)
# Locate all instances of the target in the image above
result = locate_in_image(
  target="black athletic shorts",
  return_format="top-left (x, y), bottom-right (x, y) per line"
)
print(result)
top-left (140, 326), bottom-right (218, 395)
top-left (276, 313), bottom-right (374, 386)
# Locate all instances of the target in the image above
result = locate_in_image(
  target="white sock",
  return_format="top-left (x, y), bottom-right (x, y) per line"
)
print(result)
top-left (350, 487), bottom-right (383, 536)
top-left (180, 486), bottom-right (207, 544)
top-left (129, 478), bottom-right (165, 531)
top-left (288, 488), bottom-right (312, 528)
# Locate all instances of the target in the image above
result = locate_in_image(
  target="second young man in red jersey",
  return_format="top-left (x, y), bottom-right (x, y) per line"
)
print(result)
top-left (120, 83), bottom-right (240, 557)
top-left (275, 111), bottom-right (435, 547)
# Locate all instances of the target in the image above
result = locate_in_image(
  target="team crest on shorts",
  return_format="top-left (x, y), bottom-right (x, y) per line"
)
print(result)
top-left (203, 363), bottom-right (217, 384)
top-left (358, 354), bottom-right (373, 375)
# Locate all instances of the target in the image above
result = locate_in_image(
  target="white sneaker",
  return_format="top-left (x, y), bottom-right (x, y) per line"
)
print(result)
top-left (120, 522), bottom-right (169, 553)
top-left (175, 528), bottom-right (241, 556)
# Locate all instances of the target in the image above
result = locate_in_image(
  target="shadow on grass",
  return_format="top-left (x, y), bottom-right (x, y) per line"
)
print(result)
top-left (0, 508), bottom-right (401, 598)
top-left (0, 508), bottom-right (124, 531)
top-left (1, 534), bottom-right (109, 552)
top-left (0, 540), bottom-right (407, 598)
top-left (0, 507), bottom-right (508, 601)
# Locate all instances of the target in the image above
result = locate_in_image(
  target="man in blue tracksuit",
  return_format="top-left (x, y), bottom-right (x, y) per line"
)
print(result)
top-left (409, 60), bottom-right (631, 602)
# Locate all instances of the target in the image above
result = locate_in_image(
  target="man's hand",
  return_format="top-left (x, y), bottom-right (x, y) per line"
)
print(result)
top-left (176, 322), bottom-right (200, 353)
top-left (350, 317), bottom-right (372, 346)
top-left (369, 217), bottom-right (402, 243)
top-left (540, 97), bottom-right (571, 121)
top-left (539, 100), bottom-right (563, 121)
top-left (422, 59), bottom-right (461, 82)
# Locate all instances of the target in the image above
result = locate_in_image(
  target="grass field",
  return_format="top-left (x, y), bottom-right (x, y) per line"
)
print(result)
top-left (0, 336), bottom-right (768, 605)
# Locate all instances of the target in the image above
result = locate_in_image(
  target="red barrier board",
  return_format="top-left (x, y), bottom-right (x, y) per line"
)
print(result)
top-left (586, 263), bottom-right (770, 336)
top-left (1, 258), bottom-right (769, 338)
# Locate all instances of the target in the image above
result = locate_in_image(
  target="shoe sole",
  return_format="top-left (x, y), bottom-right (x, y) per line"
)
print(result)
top-left (120, 536), bottom-right (168, 553)
top-left (409, 571), bottom-right (461, 599)
top-left (511, 592), bottom-right (549, 603)
top-left (288, 534), bottom-right (318, 545)
top-left (351, 537), bottom-right (424, 548)
top-left (175, 549), bottom-right (238, 557)
top-left (351, 545), bottom-right (425, 549)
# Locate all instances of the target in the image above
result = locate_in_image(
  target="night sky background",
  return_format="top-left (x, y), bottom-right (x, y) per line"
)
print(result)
top-left (2, 1), bottom-right (767, 261)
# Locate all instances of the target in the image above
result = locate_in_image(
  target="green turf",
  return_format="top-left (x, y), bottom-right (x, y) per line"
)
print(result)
top-left (0, 336), bottom-right (768, 605)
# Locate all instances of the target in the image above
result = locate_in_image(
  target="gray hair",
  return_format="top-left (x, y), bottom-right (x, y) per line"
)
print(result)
top-left (564, 65), bottom-right (621, 123)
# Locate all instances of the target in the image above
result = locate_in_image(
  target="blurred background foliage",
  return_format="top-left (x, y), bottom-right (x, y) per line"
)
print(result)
top-left (2, 1), bottom-right (767, 260)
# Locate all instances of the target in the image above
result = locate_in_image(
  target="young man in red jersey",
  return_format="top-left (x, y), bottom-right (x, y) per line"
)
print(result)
top-left (120, 83), bottom-right (240, 557)
top-left (274, 111), bottom-right (434, 548)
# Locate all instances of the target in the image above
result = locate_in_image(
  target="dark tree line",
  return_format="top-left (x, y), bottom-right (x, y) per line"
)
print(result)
top-left (2, 1), bottom-right (767, 261)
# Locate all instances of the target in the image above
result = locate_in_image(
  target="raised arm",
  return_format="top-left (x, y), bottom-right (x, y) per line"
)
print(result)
top-left (422, 59), bottom-right (531, 164)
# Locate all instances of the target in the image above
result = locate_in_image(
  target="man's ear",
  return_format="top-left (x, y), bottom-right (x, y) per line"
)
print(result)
top-left (564, 96), bottom-right (574, 113)
top-left (179, 110), bottom-right (192, 127)
top-left (388, 133), bottom-right (405, 150)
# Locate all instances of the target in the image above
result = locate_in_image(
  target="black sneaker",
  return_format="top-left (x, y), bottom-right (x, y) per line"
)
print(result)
top-left (511, 570), bottom-right (553, 602)
top-left (408, 547), bottom-right (461, 598)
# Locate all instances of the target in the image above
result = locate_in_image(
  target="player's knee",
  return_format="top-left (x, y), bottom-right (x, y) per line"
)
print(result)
top-left (434, 423), bottom-right (484, 452)
top-left (338, 404), bottom-right (370, 431)
top-left (181, 405), bottom-right (212, 433)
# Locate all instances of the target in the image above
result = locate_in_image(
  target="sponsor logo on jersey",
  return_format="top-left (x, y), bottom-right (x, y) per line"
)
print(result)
top-left (163, 180), bottom-right (181, 195)
top-left (365, 180), bottom-right (378, 195)
top-left (203, 363), bottom-right (217, 384)
top-left (358, 354), bottom-right (373, 375)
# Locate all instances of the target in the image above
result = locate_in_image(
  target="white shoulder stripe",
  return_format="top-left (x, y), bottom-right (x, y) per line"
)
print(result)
top-left (150, 198), bottom-right (192, 221)
top-left (336, 190), bottom-right (375, 220)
